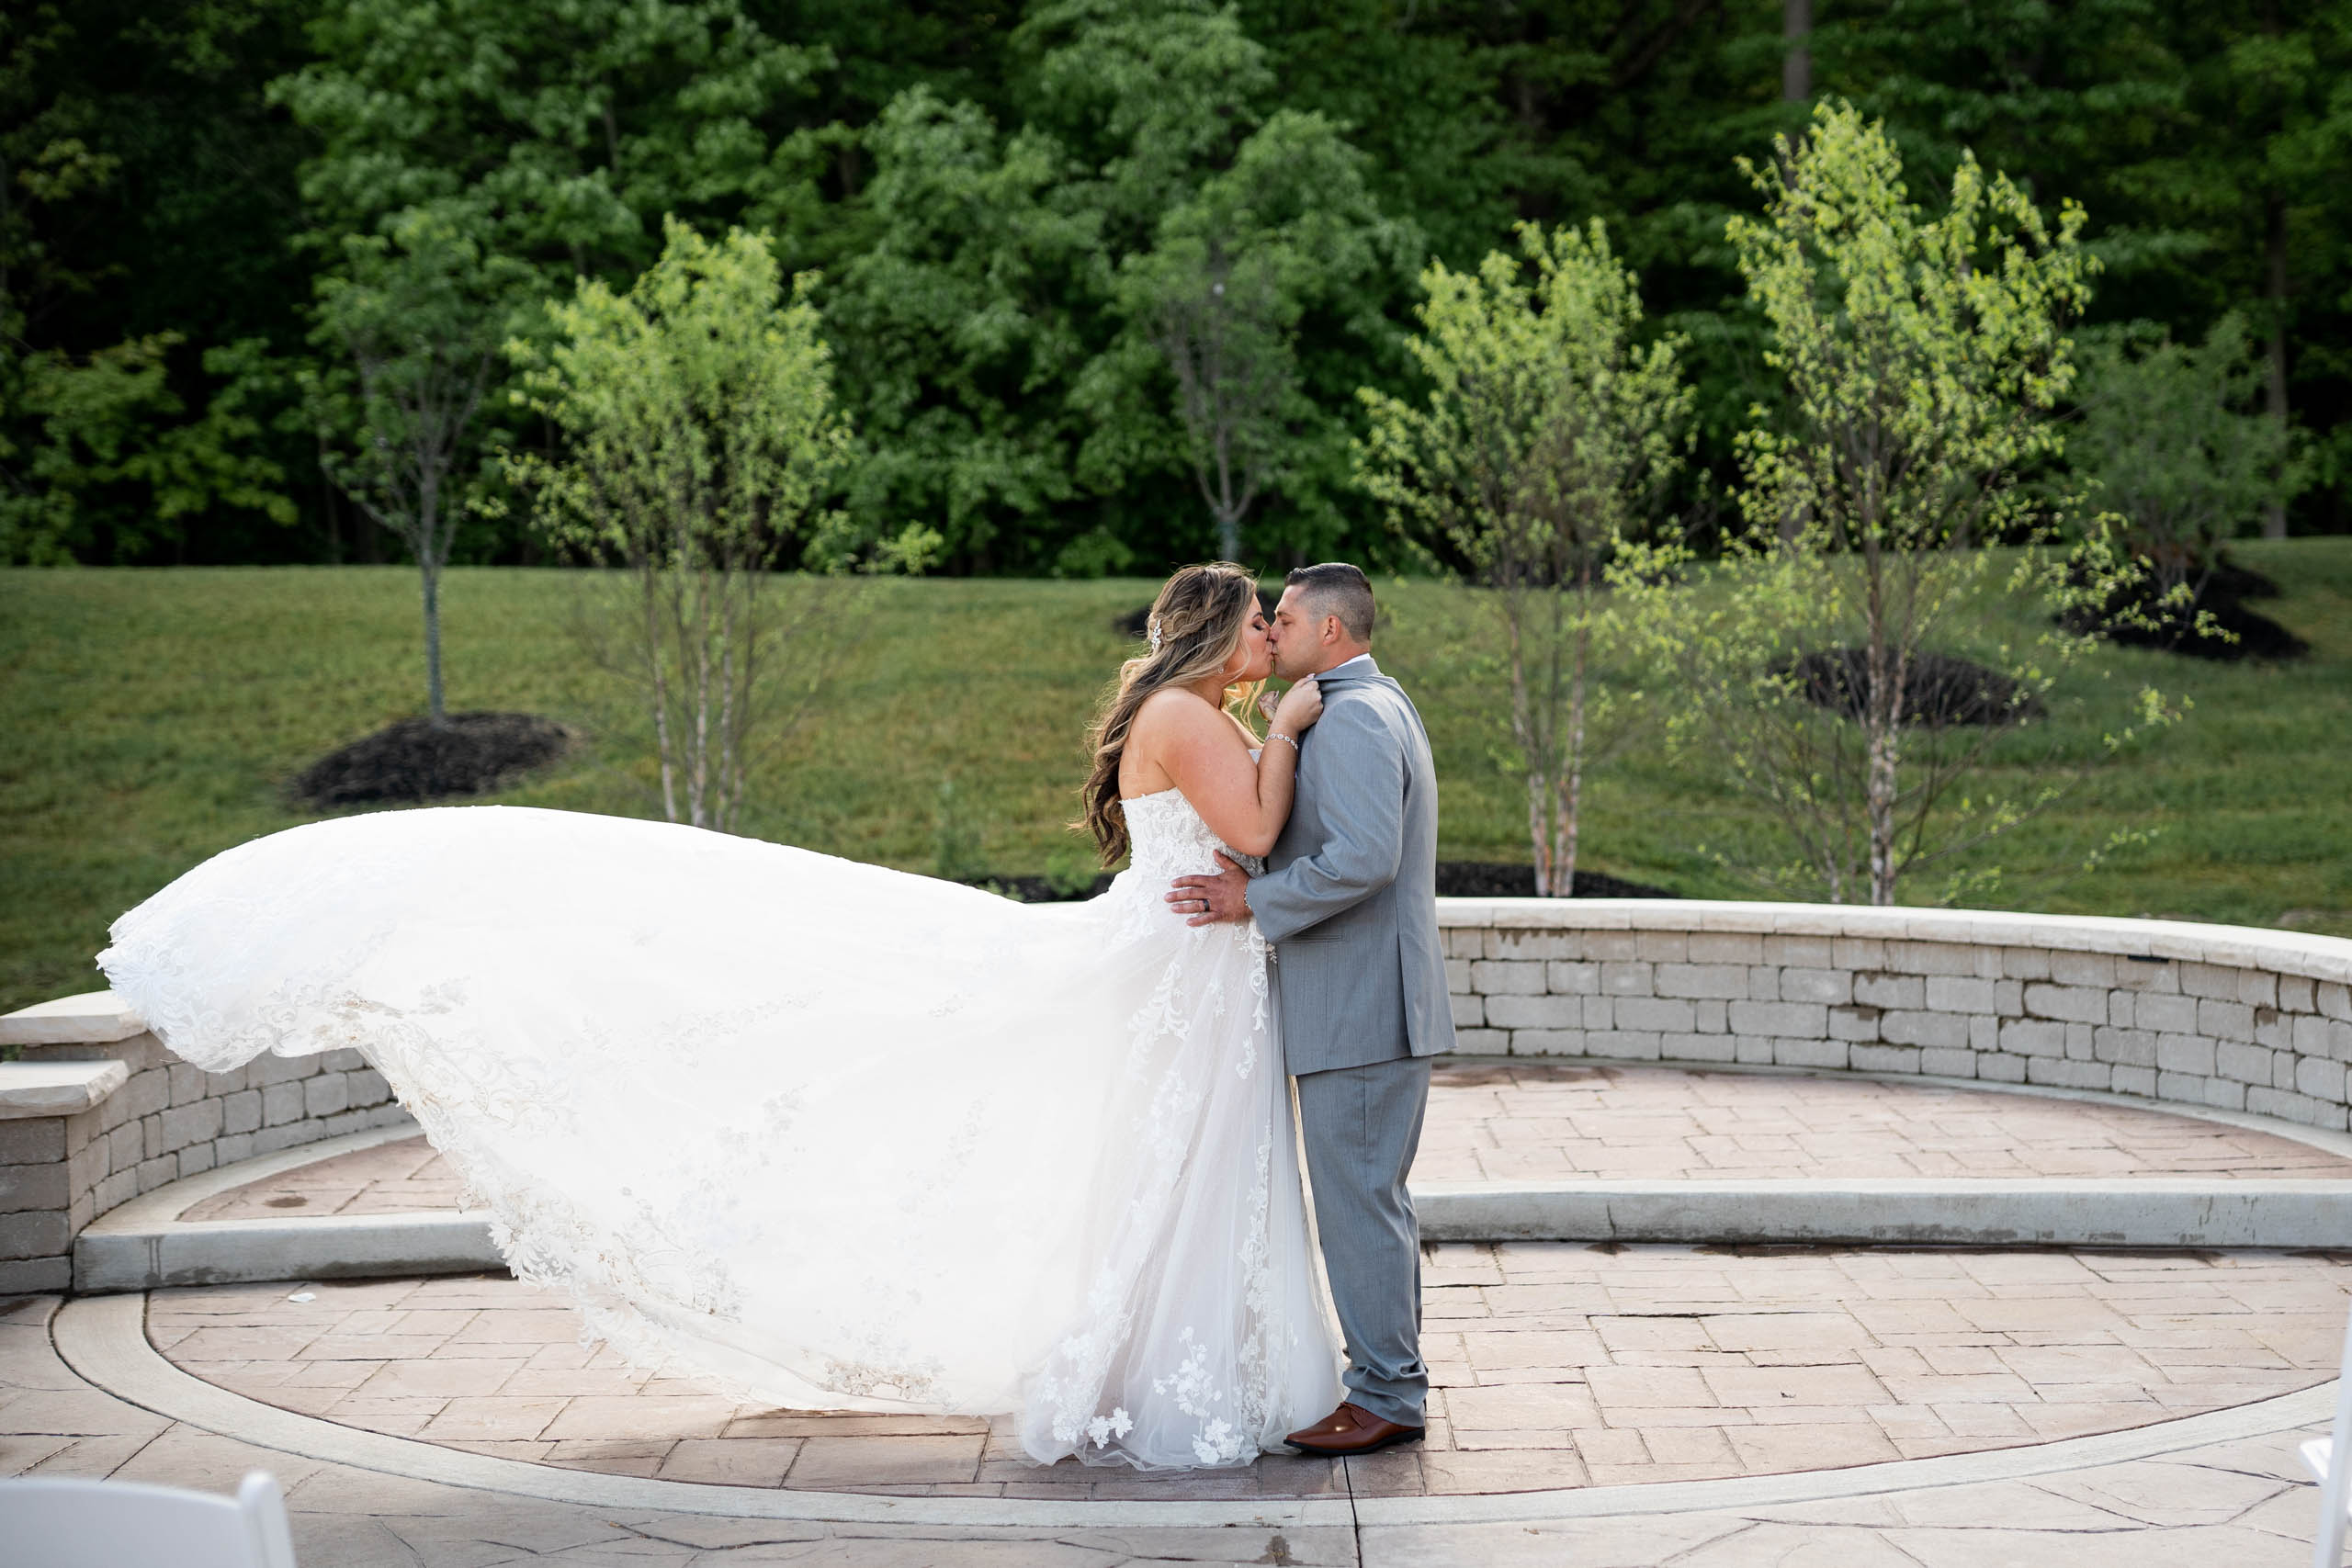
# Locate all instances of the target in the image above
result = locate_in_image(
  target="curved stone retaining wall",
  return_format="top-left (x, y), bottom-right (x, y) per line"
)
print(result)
top-left (6, 899), bottom-right (2349, 1294)
top-left (1438, 899), bottom-right (2352, 1130)
top-left (0, 993), bottom-right (410, 1293)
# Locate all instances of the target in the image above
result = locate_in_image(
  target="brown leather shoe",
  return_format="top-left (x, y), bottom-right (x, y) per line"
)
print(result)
top-left (1283, 1401), bottom-right (1425, 1456)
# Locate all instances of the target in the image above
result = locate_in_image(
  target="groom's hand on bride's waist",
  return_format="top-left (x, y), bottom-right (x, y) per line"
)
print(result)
top-left (1169, 853), bottom-right (1251, 926)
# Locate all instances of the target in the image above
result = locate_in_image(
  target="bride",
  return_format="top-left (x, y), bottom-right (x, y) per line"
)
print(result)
top-left (97, 561), bottom-right (1343, 1471)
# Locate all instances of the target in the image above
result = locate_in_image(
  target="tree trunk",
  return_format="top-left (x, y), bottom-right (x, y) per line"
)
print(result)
top-left (1553, 575), bottom-right (1593, 899)
top-left (1501, 595), bottom-right (1552, 895)
top-left (643, 563), bottom-right (678, 823)
top-left (2264, 195), bottom-right (2290, 539)
top-left (420, 558), bottom-right (447, 728)
top-left (1864, 624), bottom-right (1902, 906)
top-left (1783, 0), bottom-right (1813, 101)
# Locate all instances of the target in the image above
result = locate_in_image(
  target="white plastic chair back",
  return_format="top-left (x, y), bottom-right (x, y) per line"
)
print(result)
top-left (0, 1470), bottom-right (298, 1568)
top-left (2301, 1301), bottom-right (2352, 1566)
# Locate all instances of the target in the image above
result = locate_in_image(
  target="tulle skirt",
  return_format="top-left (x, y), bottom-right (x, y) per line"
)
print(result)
top-left (98, 803), bottom-right (1339, 1468)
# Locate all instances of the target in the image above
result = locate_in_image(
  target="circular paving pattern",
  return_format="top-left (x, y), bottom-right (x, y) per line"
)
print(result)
top-left (148, 1244), bottom-right (2352, 1502)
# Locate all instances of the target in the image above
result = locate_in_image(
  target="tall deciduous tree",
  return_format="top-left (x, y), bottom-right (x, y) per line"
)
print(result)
top-left (273, 0), bottom-right (830, 717)
top-left (510, 220), bottom-right (922, 830)
top-left (1361, 220), bottom-right (1690, 896)
top-left (1114, 109), bottom-right (1404, 563)
top-left (832, 0), bottom-right (1410, 573)
top-left (1675, 101), bottom-right (2165, 906)
top-left (311, 208), bottom-right (529, 725)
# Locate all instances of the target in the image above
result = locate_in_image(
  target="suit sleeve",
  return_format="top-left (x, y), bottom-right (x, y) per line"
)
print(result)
top-left (1247, 699), bottom-right (1406, 944)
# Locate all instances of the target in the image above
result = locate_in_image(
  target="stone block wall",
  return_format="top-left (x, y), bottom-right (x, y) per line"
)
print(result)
top-left (0, 1027), bottom-right (410, 1293)
top-left (1441, 901), bottom-right (2352, 1132)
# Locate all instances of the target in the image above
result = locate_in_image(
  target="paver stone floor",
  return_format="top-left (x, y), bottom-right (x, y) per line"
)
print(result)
top-left (3, 1287), bottom-right (2344, 1564)
top-left (149, 1243), bottom-right (2352, 1500)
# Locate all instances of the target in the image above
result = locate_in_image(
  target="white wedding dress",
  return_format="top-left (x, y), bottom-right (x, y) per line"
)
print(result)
top-left (97, 794), bottom-right (1340, 1469)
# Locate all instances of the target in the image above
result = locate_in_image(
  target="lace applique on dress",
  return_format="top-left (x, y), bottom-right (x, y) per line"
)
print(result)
top-left (1012, 786), bottom-right (1332, 1470)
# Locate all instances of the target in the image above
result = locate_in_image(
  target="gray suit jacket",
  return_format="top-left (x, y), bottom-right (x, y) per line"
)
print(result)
top-left (1249, 657), bottom-right (1454, 1075)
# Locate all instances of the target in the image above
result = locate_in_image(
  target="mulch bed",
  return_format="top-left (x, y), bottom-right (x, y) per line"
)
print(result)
top-left (1433, 863), bottom-right (1676, 898)
top-left (976, 862), bottom-right (1674, 903)
top-left (291, 712), bottom-right (574, 808)
top-left (2064, 556), bottom-right (2308, 661)
top-left (1786, 648), bottom-right (2045, 728)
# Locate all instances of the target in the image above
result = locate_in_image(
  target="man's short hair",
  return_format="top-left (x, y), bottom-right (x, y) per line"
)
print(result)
top-left (1285, 562), bottom-right (1376, 644)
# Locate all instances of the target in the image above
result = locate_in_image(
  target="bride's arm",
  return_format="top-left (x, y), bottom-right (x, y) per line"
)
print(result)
top-left (1136, 682), bottom-right (1320, 857)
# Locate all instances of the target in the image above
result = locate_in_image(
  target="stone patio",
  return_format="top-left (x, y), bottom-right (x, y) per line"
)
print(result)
top-left (1416, 1061), bottom-right (2352, 1183)
top-left (16, 1055), bottom-right (2352, 1559)
top-left (0, 1282), bottom-right (2338, 1564)
top-left (144, 1244), bottom-right (2352, 1500)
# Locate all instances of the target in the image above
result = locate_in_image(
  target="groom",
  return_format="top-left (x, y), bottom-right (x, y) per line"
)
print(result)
top-left (1168, 562), bottom-right (1453, 1457)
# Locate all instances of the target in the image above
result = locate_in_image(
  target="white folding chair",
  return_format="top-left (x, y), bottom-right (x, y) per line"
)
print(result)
top-left (2302, 1303), bottom-right (2352, 1567)
top-left (0, 1470), bottom-right (298, 1568)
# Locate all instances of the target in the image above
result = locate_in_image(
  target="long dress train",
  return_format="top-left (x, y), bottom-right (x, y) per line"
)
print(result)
top-left (96, 795), bottom-right (1339, 1469)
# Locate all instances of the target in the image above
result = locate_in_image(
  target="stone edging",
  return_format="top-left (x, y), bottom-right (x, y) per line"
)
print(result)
top-left (1435, 898), bottom-right (2352, 1134)
top-left (51, 1292), bottom-right (2337, 1529)
top-left (85, 1123), bottom-right (424, 1233)
top-left (1432, 899), bottom-right (2352, 985)
top-left (0, 992), bottom-right (413, 1293)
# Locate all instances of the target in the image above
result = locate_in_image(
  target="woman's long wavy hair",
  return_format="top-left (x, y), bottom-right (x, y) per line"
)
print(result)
top-left (1077, 562), bottom-right (1263, 866)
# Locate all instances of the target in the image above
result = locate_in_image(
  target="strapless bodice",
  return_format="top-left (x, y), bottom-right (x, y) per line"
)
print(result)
top-left (1116, 788), bottom-right (1265, 883)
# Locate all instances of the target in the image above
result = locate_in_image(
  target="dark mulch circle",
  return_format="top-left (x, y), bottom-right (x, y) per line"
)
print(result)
top-left (1786, 649), bottom-right (2045, 728)
top-left (2063, 557), bottom-right (2308, 661)
top-left (972, 873), bottom-right (1118, 904)
top-left (292, 712), bottom-right (574, 808)
top-left (1434, 863), bottom-right (1678, 898)
top-left (1114, 589), bottom-right (1282, 638)
top-left (971, 861), bottom-right (1673, 903)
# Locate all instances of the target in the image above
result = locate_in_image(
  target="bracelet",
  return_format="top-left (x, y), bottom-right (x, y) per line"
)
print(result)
top-left (1265, 731), bottom-right (1299, 753)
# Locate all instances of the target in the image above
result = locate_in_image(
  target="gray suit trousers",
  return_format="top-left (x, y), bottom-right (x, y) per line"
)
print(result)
top-left (1295, 1053), bottom-right (1431, 1427)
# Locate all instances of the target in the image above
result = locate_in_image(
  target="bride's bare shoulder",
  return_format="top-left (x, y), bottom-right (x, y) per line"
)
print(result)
top-left (1130, 686), bottom-right (1223, 736)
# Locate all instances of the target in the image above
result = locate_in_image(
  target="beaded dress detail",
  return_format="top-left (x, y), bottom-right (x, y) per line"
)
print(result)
top-left (97, 800), bottom-right (1339, 1469)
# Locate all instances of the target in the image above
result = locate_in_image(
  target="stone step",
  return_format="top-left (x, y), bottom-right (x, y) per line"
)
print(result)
top-left (75, 1211), bottom-right (502, 1292)
top-left (1415, 1177), bottom-right (2352, 1248)
top-left (72, 1168), bottom-right (2352, 1291)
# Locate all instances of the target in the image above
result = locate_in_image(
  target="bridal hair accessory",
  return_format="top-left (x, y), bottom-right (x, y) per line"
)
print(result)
top-left (1148, 614), bottom-right (1163, 653)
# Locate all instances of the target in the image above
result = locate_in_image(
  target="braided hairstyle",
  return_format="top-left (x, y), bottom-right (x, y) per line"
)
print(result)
top-left (1076, 562), bottom-right (1262, 866)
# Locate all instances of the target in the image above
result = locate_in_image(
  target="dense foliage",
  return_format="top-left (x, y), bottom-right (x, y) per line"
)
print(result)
top-left (6, 0), bottom-right (2348, 573)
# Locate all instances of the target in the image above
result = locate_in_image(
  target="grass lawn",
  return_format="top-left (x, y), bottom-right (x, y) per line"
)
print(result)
top-left (6, 542), bottom-right (2350, 1016)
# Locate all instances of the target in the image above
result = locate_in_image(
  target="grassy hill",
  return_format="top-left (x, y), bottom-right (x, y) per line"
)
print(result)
top-left (6, 543), bottom-right (2350, 1016)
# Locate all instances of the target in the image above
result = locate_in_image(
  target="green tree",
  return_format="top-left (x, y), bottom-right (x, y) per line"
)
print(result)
top-left (2185, 2), bottom-right (2352, 536)
top-left (272, 0), bottom-right (832, 716)
top-left (0, 2), bottom-right (301, 564)
top-left (2068, 313), bottom-right (2309, 636)
top-left (1360, 220), bottom-right (1691, 896)
top-left (831, 0), bottom-right (1411, 573)
top-left (1674, 101), bottom-right (2162, 906)
top-left (309, 209), bottom-right (533, 725)
top-left (1109, 109), bottom-right (1406, 562)
top-left (509, 220), bottom-right (920, 829)
top-left (822, 88), bottom-right (1108, 575)
top-left (270, 0), bottom-right (830, 288)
